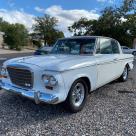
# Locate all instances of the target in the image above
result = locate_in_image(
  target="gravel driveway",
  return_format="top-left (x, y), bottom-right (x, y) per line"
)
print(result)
top-left (0, 61), bottom-right (136, 136)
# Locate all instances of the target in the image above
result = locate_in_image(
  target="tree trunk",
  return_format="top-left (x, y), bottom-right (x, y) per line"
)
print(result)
top-left (133, 38), bottom-right (136, 49)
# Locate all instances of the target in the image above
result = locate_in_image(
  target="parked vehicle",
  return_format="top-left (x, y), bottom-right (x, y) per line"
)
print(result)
top-left (0, 36), bottom-right (134, 112)
top-left (121, 46), bottom-right (136, 56)
top-left (34, 46), bottom-right (52, 55)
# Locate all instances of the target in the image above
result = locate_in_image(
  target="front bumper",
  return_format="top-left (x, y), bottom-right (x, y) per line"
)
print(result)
top-left (0, 81), bottom-right (59, 104)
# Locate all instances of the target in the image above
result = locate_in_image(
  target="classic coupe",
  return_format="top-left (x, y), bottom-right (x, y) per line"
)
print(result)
top-left (121, 46), bottom-right (136, 56)
top-left (0, 36), bottom-right (134, 112)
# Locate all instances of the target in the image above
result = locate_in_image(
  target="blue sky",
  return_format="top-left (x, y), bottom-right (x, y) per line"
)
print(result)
top-left (0, 0), bottom-right (123, 36)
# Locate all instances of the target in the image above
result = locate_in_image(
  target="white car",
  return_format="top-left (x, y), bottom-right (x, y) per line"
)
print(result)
top-left (121, 46), bottom-right (136, 56)
top-left (0, 36), bottom-right (134, 112)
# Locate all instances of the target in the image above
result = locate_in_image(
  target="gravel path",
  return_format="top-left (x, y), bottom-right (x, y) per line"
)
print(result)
top-left (0, 61), bottom-right (136, 136)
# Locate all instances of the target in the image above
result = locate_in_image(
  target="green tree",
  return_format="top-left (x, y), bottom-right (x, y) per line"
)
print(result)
top-left (0, 18), bottom-right (28, 50)
top-left (68, 18), bottom-right (90, 36)
top-left (0, 18), bottom-right (10, 32)
top-left (33, 14), bottom-right (64, 45)
top-left (68, 17), bottom-right (97, 36)
top-left (4, 23), bottom-right (28, 50)
top-left (68, 0), bottom-right (136, 47)
top-left (47, 30), bottom-right (64, 45)
top-left (119, 0), bottom-right (136, 15)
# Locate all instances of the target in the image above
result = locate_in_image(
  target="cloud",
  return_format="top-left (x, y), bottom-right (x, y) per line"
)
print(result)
top-left (97, 0), bottom-right (115, 4)
top-left (35, 5), bottom-right (100, 36)
top-left (0, 5), bottom-right (100, 37)
top-left (35, 6), bottom-right (45, 13)
top-left (0, 9), bottom-right (35, 32)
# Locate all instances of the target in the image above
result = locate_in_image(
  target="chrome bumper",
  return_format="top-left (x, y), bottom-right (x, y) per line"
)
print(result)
top-left (0, 81), bottom-right (59, 104)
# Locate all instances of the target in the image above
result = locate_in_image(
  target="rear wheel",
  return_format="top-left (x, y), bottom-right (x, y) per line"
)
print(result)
top-left (118, 66), bottom-right (128, 82)
top-left (65, 79), bottom-right (88, 113)
top-left (132, 51), bottom-right (136, 56)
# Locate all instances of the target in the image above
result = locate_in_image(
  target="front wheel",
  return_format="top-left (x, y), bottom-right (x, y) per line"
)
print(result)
top-left (65, 79), bottom-right (88, 113)
top-left (118, 66), bottom-right (128, 82)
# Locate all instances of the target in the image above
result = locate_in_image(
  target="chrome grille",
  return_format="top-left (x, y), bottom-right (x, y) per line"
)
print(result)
top-left (7, 66), bottom-right (33, 89)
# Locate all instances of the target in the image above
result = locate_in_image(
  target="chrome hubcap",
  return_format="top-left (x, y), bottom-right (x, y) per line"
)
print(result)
top-left (71, 82), bottom-right (85, 107)
top-left (123, 67), bottom-right (128, 80)
top-left (133, 52), bottom-right (136, 56)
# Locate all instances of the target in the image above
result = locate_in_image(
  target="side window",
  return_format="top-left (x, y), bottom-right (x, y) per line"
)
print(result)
top-left (100, 38), bottom-right (112, 54)
top-left (111, 40), bottom-right (120, 54)
top-left (81, 40), bottom-right (96, 54)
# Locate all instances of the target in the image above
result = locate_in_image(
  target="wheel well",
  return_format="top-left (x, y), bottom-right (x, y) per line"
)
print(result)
top-left (80, 77), bottom-right (91, 92)
top-left (126, 63), bottom-right (130, 71)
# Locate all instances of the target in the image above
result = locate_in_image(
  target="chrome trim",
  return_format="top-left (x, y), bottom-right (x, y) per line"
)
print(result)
top-left (0, 82), bottom-right (59, 104)
top-left (97, 57), bottom-right (134, 66)
top-left (61, 57), bottom-right (134, 72)
top-left (117, 57), bottom-right (134, 61)
top-left (97, 60), bottom-right (116, 65)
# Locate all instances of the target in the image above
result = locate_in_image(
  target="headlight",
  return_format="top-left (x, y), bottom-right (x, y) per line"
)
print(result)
top-left (42, 74), bottom-right (58, 87)
top-left (0, 67), bottom-right (7, 78)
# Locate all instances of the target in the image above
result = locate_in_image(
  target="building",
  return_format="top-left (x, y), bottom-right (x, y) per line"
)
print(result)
top-left (0, 31), bottom-right (5, 47)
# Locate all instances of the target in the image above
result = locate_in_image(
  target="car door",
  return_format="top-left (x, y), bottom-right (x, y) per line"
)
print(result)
top-left (95, 38), bottom-right (117, 87)
top-left (111, 40), bottom-right (124, 77)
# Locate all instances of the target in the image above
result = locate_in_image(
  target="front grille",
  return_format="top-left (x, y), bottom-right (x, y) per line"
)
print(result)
top-left (7, 66), bottom-right (33, 89)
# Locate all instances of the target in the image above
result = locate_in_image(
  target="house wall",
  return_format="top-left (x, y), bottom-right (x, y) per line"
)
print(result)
top-left (0, 32), bottom-right (4, 47)
top-left (0, 35), bottom-right (3, 46)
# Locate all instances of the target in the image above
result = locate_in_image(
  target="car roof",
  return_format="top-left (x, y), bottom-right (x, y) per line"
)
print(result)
top-left (59, 36), bottom-right (115, 40)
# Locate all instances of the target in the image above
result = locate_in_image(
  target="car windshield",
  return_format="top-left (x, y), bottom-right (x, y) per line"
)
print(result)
top-left (39, 46), bottom-right (52, 51)
top-left (50, 38), bottom-right (96, 55)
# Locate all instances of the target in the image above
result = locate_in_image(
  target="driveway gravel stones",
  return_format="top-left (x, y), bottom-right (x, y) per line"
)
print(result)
top-left (0, 60), bottom-right (136, 136)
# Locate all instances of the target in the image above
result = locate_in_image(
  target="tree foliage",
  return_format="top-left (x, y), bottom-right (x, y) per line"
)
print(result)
top-left (68, 18), bottom-right (94, 36)
top-left (68, 0), bottom-right (136, 47)
top-left (119, 0), bottom-right (136, 15)
top-left (33, 14), bottom-right (64, 45)
top-left (0, 18), bottom-right (28, 50)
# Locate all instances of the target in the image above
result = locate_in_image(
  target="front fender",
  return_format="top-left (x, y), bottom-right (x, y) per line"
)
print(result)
top-left (61, 65), bottom-right (97, 101)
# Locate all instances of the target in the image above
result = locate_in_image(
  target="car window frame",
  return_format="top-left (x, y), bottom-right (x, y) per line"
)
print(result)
top-left (96, 38), bottom-right (121, 54)
top-left (96, 37), bottom-right (113, 54)
top-left (111, 39), bottom-right (120, 54)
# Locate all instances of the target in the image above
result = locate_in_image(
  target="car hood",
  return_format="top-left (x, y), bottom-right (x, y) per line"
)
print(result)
top-left (4, 54), bottom-right (96, 72)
